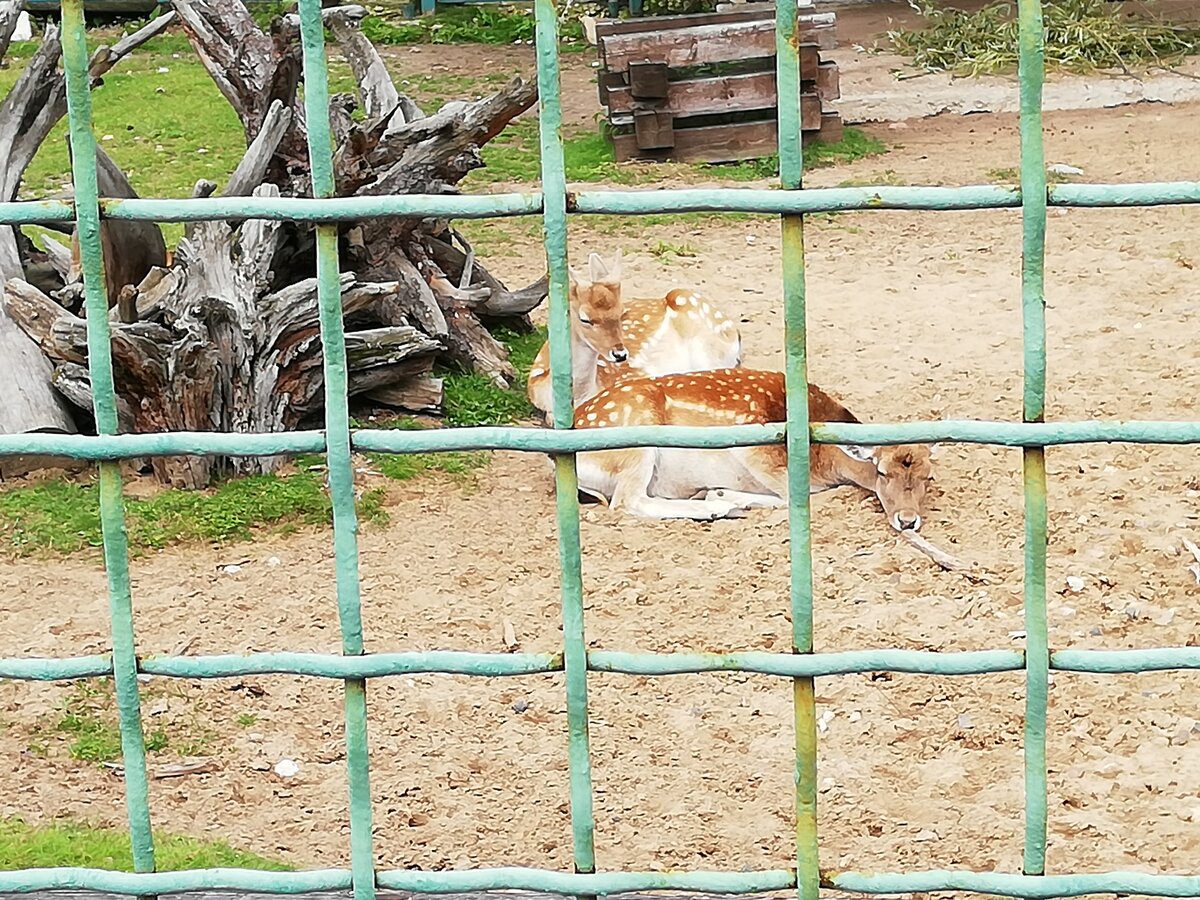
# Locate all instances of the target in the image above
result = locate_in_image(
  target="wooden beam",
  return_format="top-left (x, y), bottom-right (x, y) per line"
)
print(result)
top-left (595, 5), bottom-right (775, 36)
top-left (818, 59), bottom-right (840, 102)
top-left (605, 59), bottom-right (823, 119)
top-left (610, 99), bottom-right (824, 164)
top-left (599, 15), bottom-right (836, 72)
top-left (594, 5), bottom-right (833, 36)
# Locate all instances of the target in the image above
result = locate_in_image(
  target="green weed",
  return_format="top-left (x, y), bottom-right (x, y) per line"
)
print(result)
top-left (0, 816), bottom-right (289, 870)
top-left (707, 128), bottom-right (889, 181)
top-left (440, 326), bottom-right (546, 426)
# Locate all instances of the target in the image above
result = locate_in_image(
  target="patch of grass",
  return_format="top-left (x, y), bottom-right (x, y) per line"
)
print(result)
top-left (0, 467), bottom-right (356, 557)
top-left (473, 125), bottom-right (887, 187)
top-left (707, 128), bottom-right (889, 181)
top-left (649, 240), bottom-right (700, 262)
top-left (889, 0), bottom-right (1200, 76)
top-left (56, 683), bottom-right (123, 764)
top-left (837, 168), bottom-right (904, 188)
top-left (236, 713), bottom-right (258, 728)
top-left (0, 816), bottom-right (290, 871)
top-left (986, 165), bottom-right (1078, 184)
top-left (440, 326), bottom-right (546, 427)
top-left (361, 4), bottom-right (586, 47)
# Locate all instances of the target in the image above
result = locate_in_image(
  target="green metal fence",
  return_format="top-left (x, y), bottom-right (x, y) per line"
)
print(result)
top-left (2, 0), bottom-right (1200, 895)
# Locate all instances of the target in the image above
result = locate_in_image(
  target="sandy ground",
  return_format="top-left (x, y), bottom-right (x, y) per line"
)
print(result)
top-left (3, 13), bottom-right (1200, 896)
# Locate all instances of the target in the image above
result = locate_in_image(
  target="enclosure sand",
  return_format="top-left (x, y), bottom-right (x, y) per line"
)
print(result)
top-left (2, 88), bottom-right (1200, 894)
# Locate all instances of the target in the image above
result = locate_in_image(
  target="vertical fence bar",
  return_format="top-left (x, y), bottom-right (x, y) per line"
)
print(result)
top-left (1016, 0), bottom-right (1050, 876)
top-left (535, 0), bottom-right (597, 875)
top-left (60, 0), bottom-right (156, 874)
top-left (776, 0), bottom-right (818, 898)
top-left (296, 1), bottom-right (375, 895)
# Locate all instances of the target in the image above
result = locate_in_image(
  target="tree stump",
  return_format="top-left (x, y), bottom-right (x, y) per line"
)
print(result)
top-left (2, 0), bottom-right (550, 488)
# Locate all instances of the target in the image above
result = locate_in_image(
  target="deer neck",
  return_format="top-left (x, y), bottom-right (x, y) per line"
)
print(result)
top-left (833, 449), bottom-right (879, 493)
top-left (570, 325), bottom-right (603, 402)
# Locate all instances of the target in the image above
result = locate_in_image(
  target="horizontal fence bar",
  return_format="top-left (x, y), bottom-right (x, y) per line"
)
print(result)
top-left (140, 651), bottom-right (561, 678)
top-left (375, 869), bottom-right (797, 894)
top-left (829, 869), bottom-right (1200, 898)
top-left (0, 430), bottom-right (326, 459)
top-left (0, 200), bottom-right (76, 225)
top-left (9, 419), bottom-right (1200, 463)
top-left (7, 866), bottom-right (1200, 898)
top-left (1051, 647), bottom-right (1200, 672)
top-left (3, 180), bottom-right (1199, 226)
top-left (0, 655), bottom-right (112, 680)
top-left (808, 419), bottom-right (1200, 446)
top-left (0, 869), bottom-right (353, 895)
top-left (103, 194), bottom-right (543, 223)
top-left (9, 648), bottom-right (1200, 684)
top-left (589, 649), bottom-right (1024, 676)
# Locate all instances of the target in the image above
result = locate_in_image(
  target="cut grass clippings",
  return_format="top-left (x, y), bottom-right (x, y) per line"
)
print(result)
top-left (0, 816), bottom-right (289, 871)
top-left (889, 0), bottom-right (1200, 76)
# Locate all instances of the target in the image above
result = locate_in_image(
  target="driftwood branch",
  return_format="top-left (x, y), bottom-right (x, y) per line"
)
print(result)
top-left (900, 530), bottom-right (989, 582)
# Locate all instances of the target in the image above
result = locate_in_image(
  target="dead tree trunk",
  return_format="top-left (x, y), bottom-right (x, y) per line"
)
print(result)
top-left (0, 1), bottom-right (175, 468)
top-left (3, 1), bottom-right (546, 488)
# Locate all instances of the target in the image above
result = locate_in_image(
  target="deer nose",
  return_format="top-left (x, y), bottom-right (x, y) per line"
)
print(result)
top-left (892, 511), bottom-right (922, 532)
top-left (609, 346), bottom-right (628, 363)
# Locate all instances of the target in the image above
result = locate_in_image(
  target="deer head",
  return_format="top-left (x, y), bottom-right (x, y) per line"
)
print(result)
top-left (567, 250), bottom-right (628, 365)
top-left (841, 443), bottom-right (936, 532)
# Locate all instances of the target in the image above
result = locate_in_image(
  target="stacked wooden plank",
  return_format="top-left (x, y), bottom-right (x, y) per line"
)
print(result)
top-left (596, 5), bottom-right (842, 164)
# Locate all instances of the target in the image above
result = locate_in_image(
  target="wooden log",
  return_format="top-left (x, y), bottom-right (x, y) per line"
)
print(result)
top-left (599, 15), bottom-right (836, 73)
top-left (0, 290), bottom-right (80, 478)
top-left (595, 5), bottom-right (780, 37)
top-left (813, 111), bottom-right (845, 144)
top-left (65, 145), bottom-right (168, 311)
top-left (818, 59), bottom-right (840, 102)
top-left (610, 98), bottom-right (824, 163)
top-left (366, 375), bottom-right (444, 414)
top-left (606, 65), bottom-right (821, 120)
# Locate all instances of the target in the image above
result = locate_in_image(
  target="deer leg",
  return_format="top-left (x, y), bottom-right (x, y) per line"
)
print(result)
top-left (702, 488), bottom-right (786, 509)
top-left (610, 448), bottom-right (747, 521)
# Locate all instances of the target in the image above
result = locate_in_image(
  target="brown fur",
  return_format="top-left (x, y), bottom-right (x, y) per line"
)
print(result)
top-left (527, 252), bottom-right (741, 419)
top-left (572, 368), bottom-right (934, 530)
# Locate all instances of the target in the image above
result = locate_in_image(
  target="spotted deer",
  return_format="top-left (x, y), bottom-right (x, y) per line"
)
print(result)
top-left (526, 250), bottom-right (742, 421)
top-left (572, 368), bottom-right (935, 530)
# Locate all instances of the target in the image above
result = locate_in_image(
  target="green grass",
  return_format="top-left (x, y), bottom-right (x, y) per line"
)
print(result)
top-left (440, 326), bottom-right (546, 426)
top-left (52, 682), bottom-right (160, 764)
top-left (706, 128), bottom-right (889, 181)
top-left (468, 124), bottom-right (888, 186)
top-left (360, 4), bottom-right (587, 48)
top-left (0, 335), bottom-right (548, 555)
top-left (0, 816), bottom-right (289, 871)
top-left (0, 469), bottom-right (350, 557)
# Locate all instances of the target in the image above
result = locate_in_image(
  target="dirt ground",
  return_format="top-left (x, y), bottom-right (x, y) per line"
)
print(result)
top-left (4, 11), bottom-right (1200, 894)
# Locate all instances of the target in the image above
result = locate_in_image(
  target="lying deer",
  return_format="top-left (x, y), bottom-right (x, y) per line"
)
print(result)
top-left (572, 368), bottom-right (934, 530)
top-left (526, 249), bottom-right (742, 420)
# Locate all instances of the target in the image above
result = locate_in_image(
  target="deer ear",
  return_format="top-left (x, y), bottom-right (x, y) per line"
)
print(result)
top-left (838, 444), bottom-right (875, 462)
top-left (928, 442), bottom-right (940, 458)
top-left (608, 248), bottom-right (624, 282)
top-left (588, 252), bottom-right (609, 283)
top-left (567, 264), bottom-right (586, 287)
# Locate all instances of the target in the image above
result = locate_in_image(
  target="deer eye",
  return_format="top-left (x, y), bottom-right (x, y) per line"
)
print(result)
top-left (578, 312), bottom-right (593, 325)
